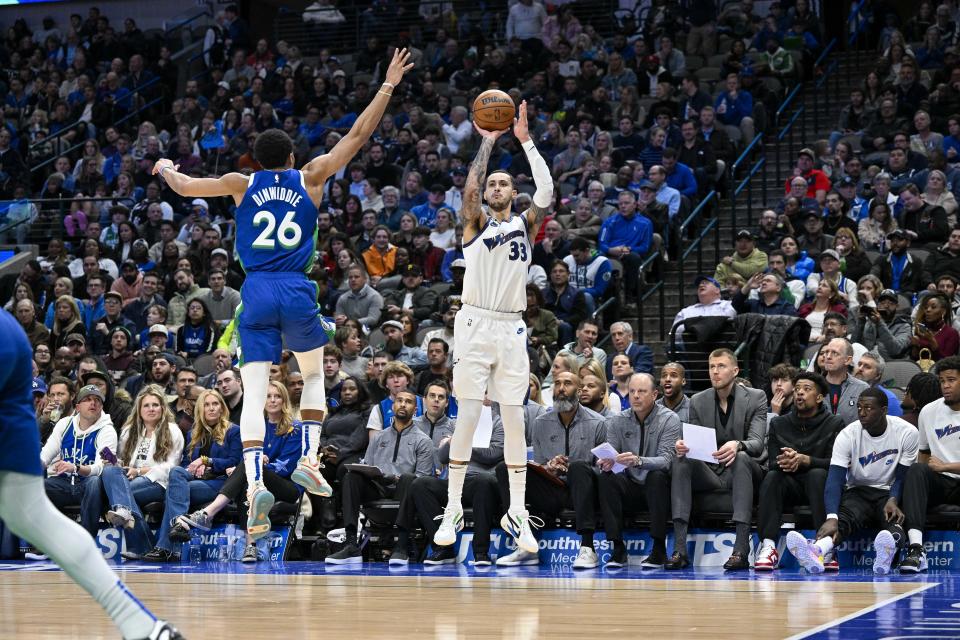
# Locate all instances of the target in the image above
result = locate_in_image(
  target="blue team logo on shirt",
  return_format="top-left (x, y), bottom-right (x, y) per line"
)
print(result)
top-left (935, 424), bottom-right (960, 440)
top-left (859, 448), bottom-right (899, 467)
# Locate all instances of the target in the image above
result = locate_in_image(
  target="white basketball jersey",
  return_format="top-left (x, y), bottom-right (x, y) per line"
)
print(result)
top-left (462, 213), bottom-right (530, 313)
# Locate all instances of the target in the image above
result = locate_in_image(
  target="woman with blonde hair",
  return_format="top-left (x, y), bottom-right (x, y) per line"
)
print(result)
top-left (178, 381), bottom-right (303, 563)
top-left (99, 385), bottom-right (185, 559)
top-left (49, 295), bottom-right (85, 349)
top-left (923, 169), bottom-right (958, 224)
top-left (142, 389), bottom-right (241, 562)
top-left (528, 374), bottom-right (543, 405)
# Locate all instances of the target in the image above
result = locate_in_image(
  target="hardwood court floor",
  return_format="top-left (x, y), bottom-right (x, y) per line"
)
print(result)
top-left (0, 563), bottom-right (929, 639)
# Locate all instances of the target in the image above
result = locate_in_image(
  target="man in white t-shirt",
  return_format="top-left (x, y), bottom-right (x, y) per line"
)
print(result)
top-left (900, 356), bottom-right (960, 572)
top-left (783, 387), bottom-right (918, 576)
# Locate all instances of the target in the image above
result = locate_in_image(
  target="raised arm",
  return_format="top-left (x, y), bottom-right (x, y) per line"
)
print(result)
top-left (461, 125), bottom-right (506, 244)
top-left (152, 159), bottom-right (248, 205)
top-left (301, 48), bottom-right (414, 196)
top-left (514, 101), bottom-right (553, 239)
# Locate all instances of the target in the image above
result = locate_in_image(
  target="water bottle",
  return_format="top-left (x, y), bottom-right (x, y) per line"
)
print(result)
top-left (218, 533), bottom-right (230, 562)
top-left (188, 542), bottom-right (202, 565)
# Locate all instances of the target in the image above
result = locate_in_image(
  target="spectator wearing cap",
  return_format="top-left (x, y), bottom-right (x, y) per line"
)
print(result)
top-left (408, 226), bottom-right (446, 282)
top-left (925, 227), bottom-right (960, 284)
top-left (444, 169), bottom-right (466, 213)
top-left (208, 247), bottom-right (243, 290)
top-left (411, 184), bottom-right (446, 229)
top-left (90, 291), bottom-right (136, 356)
top-left (598, 190), bottom-right (653, 306)
top-left (733, 272), bottom-right (797, 316)
top-left (835, 176), bottom-right (867, 219)
top-left (166, 268), bottom-right (209, 327)
top-left (175, 199), bottom-right (211, 245)
top-left (807, 249), bottom-right (859, 313)
top-left (872, 229), bottom-right (926, 295)
top-left (326, 98), bottom-right (359, 134)
top-left (111, 259), bottom-right (144, 306)
top-left (198, 268), bottom-right (241, 326)
top-left (31, 376), bottom-right (47, 415)
top-left (82, 367), bottom-right (133, 436)
top-left (382, 264), bottom-right (439, 323)
top-left (900, 183), bottom-right (950, 246)
top-left (785, 148), bottom-right (831, 205)
top-left (673, 275), bottom-right (737, 344)
top-left (797, 210), bottom-right (834, 260)
top-left (379, 320), bottom-right (427, 369)
top-left (40, 383), bottom-right (116, 539)
top-left (714, 230), bottom-right (768, 283)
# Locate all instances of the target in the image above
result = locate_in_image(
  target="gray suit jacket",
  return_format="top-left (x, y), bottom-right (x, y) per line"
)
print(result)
top-left (688, 384), bottom-right (768, 465)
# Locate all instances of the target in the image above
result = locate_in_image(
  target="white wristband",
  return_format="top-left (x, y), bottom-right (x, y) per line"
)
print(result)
top-left (826, 513), bottom-right (838, 522)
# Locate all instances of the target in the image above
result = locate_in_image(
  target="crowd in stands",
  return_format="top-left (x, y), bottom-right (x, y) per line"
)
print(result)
top-left (3, 0), bottom-right (960, 572)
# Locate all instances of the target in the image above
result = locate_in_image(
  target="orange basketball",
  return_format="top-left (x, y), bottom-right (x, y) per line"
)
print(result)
top-left (472, 90), bottom-right (516, 132)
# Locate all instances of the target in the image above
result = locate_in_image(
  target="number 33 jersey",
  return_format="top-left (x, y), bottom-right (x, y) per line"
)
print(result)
top-left (462, 212), bottom-right (530, 314)
top-left (235, 169), bottom-right (318, 274)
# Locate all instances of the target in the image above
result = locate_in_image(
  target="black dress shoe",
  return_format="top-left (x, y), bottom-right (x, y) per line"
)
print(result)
top-left (142, 547), bottom-right (179, 563)
top-left (664, 552), bottom-right (690, 570)
top-left (723, 551), bottom-right (750, 571)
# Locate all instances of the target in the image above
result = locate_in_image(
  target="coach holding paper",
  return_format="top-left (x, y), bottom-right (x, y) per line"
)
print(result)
top-left (596, 373), bottom-right (680, 569)
top-left (668, 348), bottom-right (767, 571)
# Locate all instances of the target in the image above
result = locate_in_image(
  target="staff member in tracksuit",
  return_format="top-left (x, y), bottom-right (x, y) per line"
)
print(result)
top-left (596, 372), bottom-right (681, 569)
top-left (494, 371), bottom-right (607, 567)
top-left (326, 389), bottom-right (436, 564)
top-left (403, 385), bottom-right (505, 567)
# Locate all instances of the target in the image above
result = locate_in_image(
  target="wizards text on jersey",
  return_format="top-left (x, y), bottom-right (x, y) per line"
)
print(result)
top-left (935, 424), bottom-right (960, 439)
top-left (859, 449), bottom-right (899, 467)
top-left (483, 229), bottom-right (525, 251)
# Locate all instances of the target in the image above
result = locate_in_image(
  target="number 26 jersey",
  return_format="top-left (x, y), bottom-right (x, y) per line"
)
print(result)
top-left (462, 213), bottom-right (530, 314)
top-left (235, 169), bottom-right (318, 274)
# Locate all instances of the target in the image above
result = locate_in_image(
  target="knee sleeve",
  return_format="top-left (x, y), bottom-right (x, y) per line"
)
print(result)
top-left (293, 347), bottom-right (326, 414)
top-left (449, 398), bottom-right (482, 462)
top-left (239, 361), bottom-right (271, 442)
top-left (499, 404), bottom-right (527, 466)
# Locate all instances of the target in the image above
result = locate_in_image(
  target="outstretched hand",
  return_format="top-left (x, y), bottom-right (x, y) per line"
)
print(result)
top-left (513, 100), bottom-right (530, 144)
top-left (473, 121), bottom-right (509, 141)
top-left (385, 48), bottom-right (415, 86)
top-left (152, 158), bottom-right (179, 176)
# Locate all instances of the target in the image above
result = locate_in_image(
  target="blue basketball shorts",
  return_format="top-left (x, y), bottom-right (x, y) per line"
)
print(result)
top-left (236, 272), bottom-right (332, 365)
top-left (0, 320), bottom-right (43, 476)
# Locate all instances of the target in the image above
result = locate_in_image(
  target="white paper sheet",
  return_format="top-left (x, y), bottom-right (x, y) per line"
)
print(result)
top-left (682, 423), bottom-right (719, 464)
top-left (591, 442), bottom-right (626, 473)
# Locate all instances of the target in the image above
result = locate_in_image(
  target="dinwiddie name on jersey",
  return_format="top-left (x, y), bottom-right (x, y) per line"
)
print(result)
top-left (250, 186), bottom-right (303, 208)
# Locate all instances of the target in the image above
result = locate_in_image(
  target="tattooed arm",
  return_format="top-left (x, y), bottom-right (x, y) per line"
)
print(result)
top-left (513, 100), bottom-right (553, 239)
top-left (461, 124), bottom-right (507, 245)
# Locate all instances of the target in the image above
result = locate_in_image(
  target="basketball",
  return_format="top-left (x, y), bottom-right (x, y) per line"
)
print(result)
top-left (472, 90), bottom-right (516, 132)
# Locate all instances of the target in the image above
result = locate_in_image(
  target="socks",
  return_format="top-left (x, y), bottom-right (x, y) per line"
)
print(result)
top-left (301, 420), bottom-right (321, 465)
top-left (908, 528), bottom-right (923, 546)
top-left (507, 465), bottom-right (527, 514)
top-left (816, 536), bottom-right (834, 556)
top-left (761, 538), bottom-right (777, 550)
top-left (581, 531), bottom-right (594, 549)
top-left (673, 520), bottom-right (689, 555)
top-left (243, 447), bottom-right (264, 490)
top-left (734, 522), bottom-right (750, 554)
top-left (446, 462), bottom-right (467, 513)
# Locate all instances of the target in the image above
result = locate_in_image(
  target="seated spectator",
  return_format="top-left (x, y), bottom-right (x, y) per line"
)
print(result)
top-left (862, 99), bottom-right (905, 156)
top-left (911, 293), bottom-right (960, 360)
top-left (379, 319), bottom-right (427, 369)
top-left (361, 225), bottom-right (397, 286)
top-left (561, 199), bottom-right (602, 248)
top-left (854, 351), bottom-right (903, 417)
top-left (334, 265), bottom-right (383, 332)
top-left (872, 229), bottom-right (926, 295)
top-left (563, 237), bottom-right (613, 308)
top-left (178, 381), bottom-right (304, 563)
top-left (603, 321), bottom-right (653, 379)
top-left (796, 211), bottom-right (835, 260)
top-left (336, 326), bottom-right (369, 381)
top-left (198, 269), bottom-right (241, 326)
top-left (819, 338), bottom-right (871, 426)
top-left (673, 275), bottom-right (736, 345)
top-left (543, 260), bottom-right (589, 345)
top-left (715, 72), bottom-right (755, 143)
top-left (780, 235), bottom-right (816, 282)
top-left (806, 249), bottom-right (859, 311)
top-left (326, 389), bottom-right (435, 564)
top-left (850, 288), bottom-right (912, 360)
top-left (777, 177), bottom-right (821, 218)
top-left (415, 339), bottom-right (451, 396)
top-left (858, 201), bottom-right (898, 253)
top-left (40, 383), bottom-right (114, 538)
top-left (714, 230), bottom-right (768, 283)
top-left (525, 284), bottom-right (559, 355)
top-left (833, 229), bottom-right (873, 283)
top-left (668, 349), bottom-right (767, 571)
top-left (783, 388), bottom-right (917, 576)
top-left (785, 148), bottom-right (831, 205)
top-left (822, 191), bottom-right (858, 236)
top-left (50, 295), bottom-right (86, 350)
top-left (766, 364), bottom-right (799, 424)
top-left (799, 279), bottom-right (848, 342)
top-left (925, 227), bottom-right (960, 283)
top-left (365, 360), bottom-right (424, 434)
top-left (176, 299), bottom-right (218, 360)
top-left (532, 219), bottom-right (570, 271)
top-left (732, 272), bottom-right (797, 316)
top-left (900, 183), bottom-right (950, 246)
top-left (382, 264), bottom-right (438, 324)
top-left (755, 209), bottom-right (788, 254)
top-left (15, 298), bottom-right (49, 349)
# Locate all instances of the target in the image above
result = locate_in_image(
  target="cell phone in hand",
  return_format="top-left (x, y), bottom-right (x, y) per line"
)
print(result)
top-left (99, 447), bottom-right (118, 465)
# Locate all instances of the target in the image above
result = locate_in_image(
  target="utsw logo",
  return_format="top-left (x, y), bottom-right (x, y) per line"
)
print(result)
top-left (859, 448), bottom-right (899, 467)
top-left (482, 229), bottom-right (524, 251)
top-left (936, 424), bottom-right (960, 439)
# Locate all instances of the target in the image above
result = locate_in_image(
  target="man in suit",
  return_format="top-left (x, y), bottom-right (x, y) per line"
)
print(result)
top-left (605, 321), bottom-right (654, 380)
top-left (668, 348), bottom-right (767, 571)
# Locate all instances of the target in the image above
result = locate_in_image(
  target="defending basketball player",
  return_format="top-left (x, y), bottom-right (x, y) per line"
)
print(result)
top-left (152, 49), bottom-right (413, 540)
top-left (433, 101), bottom-right (553, 554)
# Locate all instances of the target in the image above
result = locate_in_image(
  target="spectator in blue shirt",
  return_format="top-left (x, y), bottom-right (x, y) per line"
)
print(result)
top-left (410, 184), bottom-right (445, 227)
top-left (647, 165), bottom-right (682, 219)
top-left (662, 148), bottom-right (698, 199)
top-left (326, 99), bottom-right (358, 134)
top-left (715, 73), bottom-right (755, 143)
top-left (945, 115), bottom-right (960, 165)
top-left (598, 190), bottom-right (653, 306)
top-left (298, 106), bottom-right (326, 147)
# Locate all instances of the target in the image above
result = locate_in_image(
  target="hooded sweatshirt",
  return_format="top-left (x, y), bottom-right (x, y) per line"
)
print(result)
top-left (40, 411), bottom-right (117, 476)
top-left (767, 405), bottom-right (846, 471)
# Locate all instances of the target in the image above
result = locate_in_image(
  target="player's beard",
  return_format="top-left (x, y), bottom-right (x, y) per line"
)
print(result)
top-left (553, 395), bottom-right (577, 413)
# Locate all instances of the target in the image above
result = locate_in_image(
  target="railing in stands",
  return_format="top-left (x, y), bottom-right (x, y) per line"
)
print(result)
top-left (0, 196), bottom-right (132, 243)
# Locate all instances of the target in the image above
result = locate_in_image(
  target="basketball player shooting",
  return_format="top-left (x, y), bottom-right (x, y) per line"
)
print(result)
top-left (433, 100), bottom-right (553, 554)
top-left (152, 49), bottom-right (413, 541)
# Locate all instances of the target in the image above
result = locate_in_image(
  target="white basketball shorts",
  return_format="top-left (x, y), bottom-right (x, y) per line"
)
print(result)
top-left (452, 304), bottom-right (530, 404)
